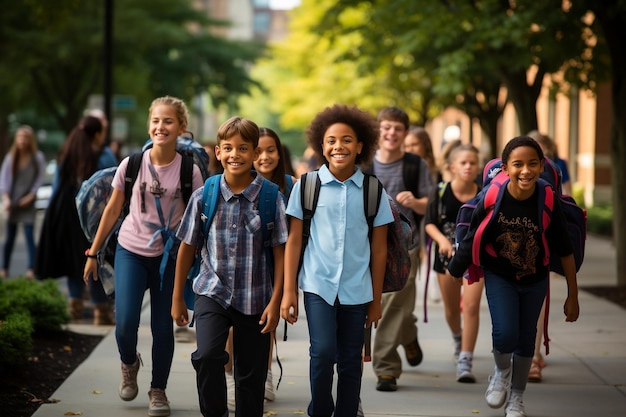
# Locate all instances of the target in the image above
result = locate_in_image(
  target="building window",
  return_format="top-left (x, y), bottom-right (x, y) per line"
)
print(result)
top-left (254, 0), bottom-right (270, 8)
top-left (254, 11), bottom-right (271, 36)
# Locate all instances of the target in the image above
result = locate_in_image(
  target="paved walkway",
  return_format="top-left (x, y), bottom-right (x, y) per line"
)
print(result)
top-left (32, 235), bottom-right (626, 417)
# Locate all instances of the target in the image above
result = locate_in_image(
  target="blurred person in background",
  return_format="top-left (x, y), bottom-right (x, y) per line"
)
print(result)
top-left (0, 125), bottom-right (46, 279)
top-left (36, 115), bottom-right (114, 325)
top-left (88, 109), bottom-right (119, 169)
top-left (404, 126), bottom-right (439, 183)
top-left (527, 130), bottom-right (572, 195)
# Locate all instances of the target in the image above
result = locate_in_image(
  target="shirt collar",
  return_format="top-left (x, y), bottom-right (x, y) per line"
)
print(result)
top-left (318, 164), bottom-right (364, 188)
top-left (219, 171), bottom-right (264, 202)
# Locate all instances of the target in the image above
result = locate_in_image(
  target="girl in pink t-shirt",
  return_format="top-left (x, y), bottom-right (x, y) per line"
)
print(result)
top-left (83, 96), bottom-right (203, 416)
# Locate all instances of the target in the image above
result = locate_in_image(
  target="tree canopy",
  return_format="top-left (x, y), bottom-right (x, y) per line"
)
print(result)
top-left (249, 0), bottom-right (626, 283)
top-left (0, 0), bottom-right (262, 152)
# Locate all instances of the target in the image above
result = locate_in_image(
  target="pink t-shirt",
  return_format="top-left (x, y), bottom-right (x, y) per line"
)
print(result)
top-left (112, 150), bottom-right (204, 257)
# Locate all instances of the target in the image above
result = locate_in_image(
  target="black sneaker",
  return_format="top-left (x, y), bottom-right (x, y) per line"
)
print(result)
top-left (403, 338), bottom-right (423, 367)
top-left (376, 375), bottom-right (397, 392)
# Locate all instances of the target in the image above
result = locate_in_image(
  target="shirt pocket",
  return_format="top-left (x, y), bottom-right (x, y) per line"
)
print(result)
top-left (244, 210), bottom-right (262, 234)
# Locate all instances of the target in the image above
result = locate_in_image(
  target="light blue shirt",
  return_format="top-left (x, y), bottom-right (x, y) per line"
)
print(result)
top-left (286, 165), bottom-right (393, 306)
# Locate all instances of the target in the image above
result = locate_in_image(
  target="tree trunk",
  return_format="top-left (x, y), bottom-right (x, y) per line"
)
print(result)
top-left (592, 2), bottom-right (626, 286)
top-left (462, 82), bottom-right (505, 160)
top-left (502, 69), bottom-right (543, 135)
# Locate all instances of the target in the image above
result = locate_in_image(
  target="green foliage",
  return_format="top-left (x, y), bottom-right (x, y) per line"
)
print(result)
top-left (0, 279), bottom-right (69, 334)
top-left (0, 278), bottom-right (69, 369)
top-left (0, 0), bottom-right (262, 143)
top-left (572, 184), bottom-right (586, 208)
top-left (0, 312), bottom-right (33, 369)
top-left (586, 205), bottom-right (613, 237)
top-left (257, 0), bottom-right (607, 148)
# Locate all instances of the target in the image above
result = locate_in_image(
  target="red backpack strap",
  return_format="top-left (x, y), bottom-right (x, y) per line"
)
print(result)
top-left (543, 281), bottom-right (551, 355)
top-left (539, 180), bottom-right (554, 267)
top-left (471, 174), bottom-right (508, 267)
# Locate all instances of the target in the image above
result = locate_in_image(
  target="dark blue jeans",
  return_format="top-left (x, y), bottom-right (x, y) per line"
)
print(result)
top-left (114, 244), bottom-right (174, 390)
top-left (3, 222), bottom-right (35, 270)
top-left (304, 292), bottom-right (367, 417)
top-left (67, 273), bottom-right (109, 304)
top-left (191, 295), bottom-right (270, 417)
top-left (484, 272), bottom-right (548, 357)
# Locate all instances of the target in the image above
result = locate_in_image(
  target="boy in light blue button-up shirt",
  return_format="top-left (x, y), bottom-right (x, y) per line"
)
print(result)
top-left (281, 104), bottom-right (393, 417)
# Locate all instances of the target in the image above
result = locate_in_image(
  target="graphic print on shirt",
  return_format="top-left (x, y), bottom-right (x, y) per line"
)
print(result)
top-left (495, 212), bottom-right (540, 278)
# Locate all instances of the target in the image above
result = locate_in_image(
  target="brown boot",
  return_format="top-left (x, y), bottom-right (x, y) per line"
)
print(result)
top-left (68, 298), bottom-right (84, 321)
top-left (94, 303), bottom-right (115, 326)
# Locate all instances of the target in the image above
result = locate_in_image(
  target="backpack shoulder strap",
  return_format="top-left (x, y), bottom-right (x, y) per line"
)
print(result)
top-left (124, 152), bottom-right (143, 204)
top-left (363, 173), bottom-right (383, 241)
top-left (537, 178), bottom-right (554, 267)
top-left (259, 178), bottom-right (279, 243)
top-left (284, 174), bottom-right (294, 199)
top-left (300, 171), bottom-right (321, 243)
top-left (259, 178), bottom-right (280, 282)
top-left (299, 171), bottom-right (321, 270)
top-left (201, 174), bottom-right (221, 236)
top-left (179, 151), bottom-right (194, 205)
top-left (471, 174), bottom-right (508, 267)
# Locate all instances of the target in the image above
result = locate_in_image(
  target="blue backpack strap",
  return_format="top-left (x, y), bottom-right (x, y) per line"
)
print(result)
top-left (201, 174), bottom-right (221, 233)
top-left (284, 174), bottom-right (294, 200)
top-left (184, 175), bottom-right (221, 312)
top-left (259, 178), bottom-right (279, 282)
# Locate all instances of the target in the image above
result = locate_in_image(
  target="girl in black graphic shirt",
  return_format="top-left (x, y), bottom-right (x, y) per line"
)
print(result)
top-left (448, 136), bottom-right (579, 417)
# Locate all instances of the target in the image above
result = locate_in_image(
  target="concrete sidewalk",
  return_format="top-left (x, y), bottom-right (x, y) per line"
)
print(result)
top-left (32, 235), bottom-right (626, 417)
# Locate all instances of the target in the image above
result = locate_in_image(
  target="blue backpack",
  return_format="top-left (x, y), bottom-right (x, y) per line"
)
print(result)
top-left (184, 174), bottom-right (280, 310)
top-left (75, 137), bottom-right (209, 295)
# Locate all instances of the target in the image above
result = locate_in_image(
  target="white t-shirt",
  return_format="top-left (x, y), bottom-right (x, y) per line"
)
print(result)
top-left (111, 150), bottom-right (204, 257)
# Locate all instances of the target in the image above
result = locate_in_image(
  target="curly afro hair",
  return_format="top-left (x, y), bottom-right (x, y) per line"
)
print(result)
top-left (306, 104), bottom-right (378, 167)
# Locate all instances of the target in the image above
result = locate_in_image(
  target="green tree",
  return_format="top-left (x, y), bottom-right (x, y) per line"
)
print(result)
top-left (320, 0), bottom-right (599, 156)
top-left (0, 0), bottom-right (261, 153)
top-left (247, 0), bottom-right (443, 140)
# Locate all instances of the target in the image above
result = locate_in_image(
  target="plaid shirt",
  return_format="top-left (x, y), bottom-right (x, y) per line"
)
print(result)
top-left (176, 172), bottom-right (288, 315)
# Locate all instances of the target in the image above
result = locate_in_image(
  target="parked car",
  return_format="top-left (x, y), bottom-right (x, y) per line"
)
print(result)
top-left (35, 160), bottom-right (56, 210)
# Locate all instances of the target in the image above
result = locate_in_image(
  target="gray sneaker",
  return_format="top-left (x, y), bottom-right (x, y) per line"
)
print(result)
top-left (453, 334), bottom-right (462, 363)
top-left (148, 388), bottom-right (170, 417)
top-left (456, 356), bottom-right (476, 383)
top-left (119, 353), bottom-right (142, 401)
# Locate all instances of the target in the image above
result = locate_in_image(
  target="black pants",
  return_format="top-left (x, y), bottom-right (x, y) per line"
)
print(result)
top-left (191, 295), bottom-right (270, 417)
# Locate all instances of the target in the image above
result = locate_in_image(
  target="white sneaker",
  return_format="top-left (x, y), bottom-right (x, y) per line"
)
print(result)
top-left (505, 392), bottom-right (527, 417)
top-left (456, 356), bottom-right (476, 383)
top-left (485, 366), bottom-right (511, 408)
top-left (226, 370), bottom-right (236, 412)
top-left (264, 369), bottom-right (275, 401)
